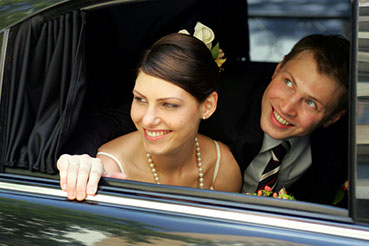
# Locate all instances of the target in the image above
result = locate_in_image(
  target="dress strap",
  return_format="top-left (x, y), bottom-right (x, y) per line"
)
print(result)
top-left (210, 140), bottom-right (221, 190)
top-left (97, 152), bottom-right (125, 174)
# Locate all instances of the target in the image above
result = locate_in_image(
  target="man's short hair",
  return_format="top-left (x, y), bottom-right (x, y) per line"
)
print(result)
top-left (282, 34), bottom-right (349, 114)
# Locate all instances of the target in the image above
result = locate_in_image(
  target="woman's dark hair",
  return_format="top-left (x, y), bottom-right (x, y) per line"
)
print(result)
top-left (138, 33), bottom-right (220, 102)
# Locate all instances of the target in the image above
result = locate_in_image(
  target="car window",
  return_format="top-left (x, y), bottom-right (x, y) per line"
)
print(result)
top-left (0, 0), bottom-right (60, 31)
top-left (248, 0), bottom-right (351, 62)
top-left (0, 0), bottom-right (361, 223)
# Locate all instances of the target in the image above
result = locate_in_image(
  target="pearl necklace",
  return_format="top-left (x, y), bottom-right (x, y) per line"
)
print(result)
top-left (146, 137), bottom-right (204, 188)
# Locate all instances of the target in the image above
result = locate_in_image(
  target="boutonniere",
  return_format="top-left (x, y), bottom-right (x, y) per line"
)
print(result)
top-left (245, 186), bottom-right (296, 200)
top-left (179, 22), bottom-right (226, 69)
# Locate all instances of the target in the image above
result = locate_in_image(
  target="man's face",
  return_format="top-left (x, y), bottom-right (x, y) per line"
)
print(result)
top-left (260, 51), bottom-right (345, 140)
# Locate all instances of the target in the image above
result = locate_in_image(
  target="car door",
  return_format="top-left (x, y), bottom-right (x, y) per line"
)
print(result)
top-left (0, 0), bottom-right (369, 245)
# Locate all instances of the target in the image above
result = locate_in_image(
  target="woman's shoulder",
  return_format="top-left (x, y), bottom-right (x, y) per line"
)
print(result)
top-left (98, 131), bottom-right (139, 154)
top-left (198, 134), bottom-right (242, 192)
top-left (197, 134), bottom-right (232, 157)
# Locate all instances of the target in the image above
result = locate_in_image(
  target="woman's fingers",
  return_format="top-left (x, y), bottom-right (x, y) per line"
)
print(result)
top-left (66, 157), bottom-right (81, 200)
top-left (57, 154), bottom-right (104, 200)
top-left (86, 157), bottom-right (105, 196)
top-left (56, 154), bottom-right (123, 200)
top-left (75, 155), bottom-right (93, 201)
top-left (57, 154), bottom-right (71, 191)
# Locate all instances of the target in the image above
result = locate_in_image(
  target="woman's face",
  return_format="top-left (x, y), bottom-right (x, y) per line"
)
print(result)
top-left (131, 71), bottom-right (202, 156)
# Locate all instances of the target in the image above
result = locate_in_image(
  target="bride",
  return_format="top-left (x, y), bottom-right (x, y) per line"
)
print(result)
top-left (57, 33), bottom-right (242, 201)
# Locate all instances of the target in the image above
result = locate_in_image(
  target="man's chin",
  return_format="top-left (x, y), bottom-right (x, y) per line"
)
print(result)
top-left (266, 133), bottom-right (288, 140)
top-left (263, 126), bottom-right (294, 140)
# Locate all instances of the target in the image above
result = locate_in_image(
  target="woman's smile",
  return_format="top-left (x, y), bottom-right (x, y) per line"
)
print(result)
top-left (144, 129), bottom-right (172, 141)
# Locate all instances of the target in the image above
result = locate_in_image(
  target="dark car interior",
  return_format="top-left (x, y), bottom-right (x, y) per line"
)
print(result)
top-left (1, 0), bottom-right (275, 172)
top-left (0, 0), bottom-right (351, 209)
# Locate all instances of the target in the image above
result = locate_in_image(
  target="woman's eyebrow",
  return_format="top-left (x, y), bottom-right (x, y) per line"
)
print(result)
top-left (157, 97), bottom-right (184, 102)
top-left (132, 90), bottom-right (146, 98)
top-left (133, 90), bottom-right (184, 102)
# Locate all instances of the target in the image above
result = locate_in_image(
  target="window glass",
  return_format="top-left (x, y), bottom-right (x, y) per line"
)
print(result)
top-left (0, 0), bottom-right (60, 31)
top-left (248, 0), bottom-right (351, 62)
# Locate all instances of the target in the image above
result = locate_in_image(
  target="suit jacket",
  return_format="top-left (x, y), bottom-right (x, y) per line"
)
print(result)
top-left (200, 61), bottom-right (348, 206)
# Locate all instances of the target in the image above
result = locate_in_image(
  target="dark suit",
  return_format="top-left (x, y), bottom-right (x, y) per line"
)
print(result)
top-left (200, 61), bottom-right (348, 206)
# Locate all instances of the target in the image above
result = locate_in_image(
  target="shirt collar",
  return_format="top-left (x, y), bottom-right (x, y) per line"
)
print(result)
top-left (260, 133), bottom-right (303, 153)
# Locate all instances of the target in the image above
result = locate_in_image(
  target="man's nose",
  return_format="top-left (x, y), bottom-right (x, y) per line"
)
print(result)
top-left (280, 97), bottom-right (298, 117)
top-left (142, 106), bottom-right (160, 126)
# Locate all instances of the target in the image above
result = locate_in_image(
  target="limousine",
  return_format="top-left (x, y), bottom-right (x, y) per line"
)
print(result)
top-left (0, 0), bottom-right (368, 244)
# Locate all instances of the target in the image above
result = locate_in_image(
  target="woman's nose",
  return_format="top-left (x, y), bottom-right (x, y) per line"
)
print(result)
top-left (142, 106), bottom-right (160, 126)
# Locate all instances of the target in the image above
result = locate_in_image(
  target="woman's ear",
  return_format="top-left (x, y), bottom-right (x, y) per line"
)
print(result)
top-left (200, 91), bottom-right (218, 120)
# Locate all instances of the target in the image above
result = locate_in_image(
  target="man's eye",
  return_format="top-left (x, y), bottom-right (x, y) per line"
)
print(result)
top-left (285, 79), bottom-right (293, 88)
top-left (134, 97), bottom-right (147, 103)
top-left (163, 102), bottom-right (178, 108)
top-left (306, 99), bottom-right (316, 108)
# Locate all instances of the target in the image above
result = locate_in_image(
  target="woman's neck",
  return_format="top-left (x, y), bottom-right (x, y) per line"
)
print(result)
top-left (147, 138), bottom-right (197, 175)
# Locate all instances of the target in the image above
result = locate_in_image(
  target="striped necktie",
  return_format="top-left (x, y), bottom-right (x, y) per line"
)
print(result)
top-left (256, 141), bottom-right (291, 192)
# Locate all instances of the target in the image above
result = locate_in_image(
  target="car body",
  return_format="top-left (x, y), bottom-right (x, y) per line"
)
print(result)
top-left (0, 0), bottom-right (369, 245)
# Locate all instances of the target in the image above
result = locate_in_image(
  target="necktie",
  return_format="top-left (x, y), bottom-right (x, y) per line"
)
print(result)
top-left (256, 141), bottom-right (291, 192)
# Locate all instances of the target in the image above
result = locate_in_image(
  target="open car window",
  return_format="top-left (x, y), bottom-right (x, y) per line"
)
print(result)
top-left (1, 1), bottom-right (369, 243)
top-left (248, 0), bottom-right (350, 62)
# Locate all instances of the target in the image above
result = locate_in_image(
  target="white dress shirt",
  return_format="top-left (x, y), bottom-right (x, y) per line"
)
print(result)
top-left (242, 133), bottom-right (312, 193)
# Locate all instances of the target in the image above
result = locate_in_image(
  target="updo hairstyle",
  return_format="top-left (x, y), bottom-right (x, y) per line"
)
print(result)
top-left (138, 33), bottom-right (220, 102)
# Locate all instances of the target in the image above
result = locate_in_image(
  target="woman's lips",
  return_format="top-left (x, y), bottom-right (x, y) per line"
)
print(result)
top-left (144, 129), bottom-right (172, 141)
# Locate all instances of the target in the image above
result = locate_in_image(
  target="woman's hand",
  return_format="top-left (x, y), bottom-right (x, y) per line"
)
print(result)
top-left (57, 154), bottom-right (126, 201)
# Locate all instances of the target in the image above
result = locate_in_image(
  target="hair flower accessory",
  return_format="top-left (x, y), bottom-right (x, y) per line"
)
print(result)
top-left (179, 22), bottom-right (226, 69)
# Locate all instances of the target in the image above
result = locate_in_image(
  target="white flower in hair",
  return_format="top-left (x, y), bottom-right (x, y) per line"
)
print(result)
top-left (179, 22), bottom-right (214, 49)
top-left (193, 22), bottom-right (215, 49)
top-left (178, 29), bottom-right (191, 35)
top-left (178, 21), bottom-right (226, 69)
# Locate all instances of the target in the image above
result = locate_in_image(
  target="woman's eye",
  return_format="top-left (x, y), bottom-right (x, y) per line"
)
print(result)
top-left (134, 97), bottom-right (147, 103)
top-left (163, 102), bottom-right (178, 108)
top-left (306, 99), bottom-right (317, 108)
top-left (285, 79), bottom-right (293, 88)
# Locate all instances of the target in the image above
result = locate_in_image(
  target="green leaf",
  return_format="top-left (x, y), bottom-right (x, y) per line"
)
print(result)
top-left (211, 42), bottom-right (220, 60)
top-left (333, 188), bottom-right (346, 205)
top-left (278, 194), bottom-right (295, 200)
top-left (262, 190), bottom-right (273, 196)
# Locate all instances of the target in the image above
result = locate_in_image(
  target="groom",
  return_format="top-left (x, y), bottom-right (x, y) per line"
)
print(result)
top-left (202, 34), bottom-right (349, 205)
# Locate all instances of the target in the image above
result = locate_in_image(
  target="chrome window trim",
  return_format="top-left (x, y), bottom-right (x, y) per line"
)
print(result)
top-left (1, 181), bottom-right (369, 241)
top-left (0, 28), bottom-right (9, 104)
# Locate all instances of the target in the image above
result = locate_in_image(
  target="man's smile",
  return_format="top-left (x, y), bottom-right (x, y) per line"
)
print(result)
top-left (273, 108), bottom-right (292, 126)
